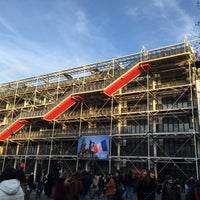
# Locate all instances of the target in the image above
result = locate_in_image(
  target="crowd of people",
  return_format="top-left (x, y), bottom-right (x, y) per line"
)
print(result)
top-left (53, 168), bottom-right (200, 200)
top-left (35, 167), bottom-right (200, 200)
top-left (52, 168), bottom-right (200, 200)
top-left (0, 163), bottom-right (200, 200)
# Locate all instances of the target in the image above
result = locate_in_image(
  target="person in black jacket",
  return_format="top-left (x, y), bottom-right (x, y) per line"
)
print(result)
top-left (138, 169), bottom-right (158, 200)
top-left (27, 172), bottom-right (35, 195)
top-left (136, 169), bottom-right (147, 200)
top-left (16, 163), bottom-right (28, 200)
top-left (80, 170), bottom-right (91, 200)
top-left (161, 175), bottom-right (181, 200)
top-left (114, 170), bottom-right (125, 200)
top-left (123, 170), bottom-right (135, 200)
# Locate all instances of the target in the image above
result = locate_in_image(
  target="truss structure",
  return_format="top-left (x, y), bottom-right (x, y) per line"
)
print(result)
top-left (0, 39), bottom-right (200, 181)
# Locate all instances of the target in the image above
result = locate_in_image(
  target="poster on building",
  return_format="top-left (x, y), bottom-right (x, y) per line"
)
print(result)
top-left (77, 135), bottom-right (109, 160)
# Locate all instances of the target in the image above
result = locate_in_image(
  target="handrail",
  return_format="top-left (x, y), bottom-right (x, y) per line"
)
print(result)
top-left (0, 41), bottom-right (196, 140)
top-left (0, 41), bottom-right (194, 90)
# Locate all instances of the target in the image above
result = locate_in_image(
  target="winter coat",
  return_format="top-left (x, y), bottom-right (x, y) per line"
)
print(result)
top-left (136, 176), bottom-right (146, 200)
top-left (80, 171), bottom-right (91, 196)
top-left (0, 179), bottom-right (24, 200)
top-left (65, 173), bottom-right (82, 200)
top-left (27, 174), bottom-right (34, 188)
top-left (114, 176), bottom-right (125, 200)
top-left (185, 181), bottom-right (200, 200)
top-left (105, 177), bottom-right (116, 196)
top-left (54, 177), bottom-right (66, 200)
top-left (145, 178), bottom-right (157, 200)
top-left (161, 182), bottom-right (181, 200)
top-left (138, 177), bottom-right (157, 200)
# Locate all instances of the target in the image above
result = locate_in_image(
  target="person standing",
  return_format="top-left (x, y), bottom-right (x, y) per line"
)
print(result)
top-left (161, 175), bottom-right (181, 200)
top-left (54, 172), bottom-right (67, 200)
top-left (65, 171), bottom-right (83, 200)
top-left (123, 170), bottom-right (136, 200)
top-left (139, 169), bottom-right (158, 200)
top-left (27, 172), bottom-right (34, 195)
top-left (0, 167), bottom-right (24, 200)
top-left (136, 169), bottom-right (147, 200)
top-left (46, 169), bottom-right (54, 198)
top-left (104, 174), bottom-right (116, 200)
top-left (80, 170), bottom-right (91, 200)
top-left (114, 170), bottom-right (125, 200)
top-left (16, 163), bottom-right (28, 200)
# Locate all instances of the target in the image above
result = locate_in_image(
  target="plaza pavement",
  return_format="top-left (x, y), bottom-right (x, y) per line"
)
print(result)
top-left (29, 190), bottom-right (185, 200)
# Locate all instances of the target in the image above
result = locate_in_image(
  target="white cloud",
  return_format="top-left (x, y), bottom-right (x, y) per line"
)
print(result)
top-left (0, 65), bottom-right (30, 78)
top-left (152, 0), bottom-right (197, 40)
top-left (0, 0), bottom-right (197, 84)
top-left (152, 0), bottom-right (177, 8)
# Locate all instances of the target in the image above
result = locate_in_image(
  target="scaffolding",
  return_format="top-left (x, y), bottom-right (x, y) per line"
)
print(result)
top-left (0, 39), bottom-right (200, 181)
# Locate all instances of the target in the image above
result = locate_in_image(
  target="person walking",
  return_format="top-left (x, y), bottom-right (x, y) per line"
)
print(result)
top-left (35, 169), bottom-right (45, 199)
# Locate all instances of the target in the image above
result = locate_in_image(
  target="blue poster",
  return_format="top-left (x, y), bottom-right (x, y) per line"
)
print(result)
top-left (77, 135), bottom-right (109, 160)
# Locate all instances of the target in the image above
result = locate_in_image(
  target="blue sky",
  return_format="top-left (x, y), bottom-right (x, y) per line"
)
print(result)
top-left (0, 0), bottom-right (199, 83)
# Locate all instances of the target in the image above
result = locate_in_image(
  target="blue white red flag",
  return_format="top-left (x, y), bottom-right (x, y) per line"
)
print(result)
top-left (93, 140), bottom-right (108, 153)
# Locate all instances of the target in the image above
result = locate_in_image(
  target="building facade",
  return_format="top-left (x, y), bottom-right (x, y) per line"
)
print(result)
top-left (0, 40), bottom-right (199, 181)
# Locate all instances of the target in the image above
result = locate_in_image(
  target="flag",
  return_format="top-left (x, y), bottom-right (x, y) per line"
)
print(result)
top-left (93, 140), bottom-right (108, 153)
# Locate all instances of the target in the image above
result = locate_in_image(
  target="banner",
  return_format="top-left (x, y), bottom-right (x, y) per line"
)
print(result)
top-left (77, 135), bottom-right (109, 160)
